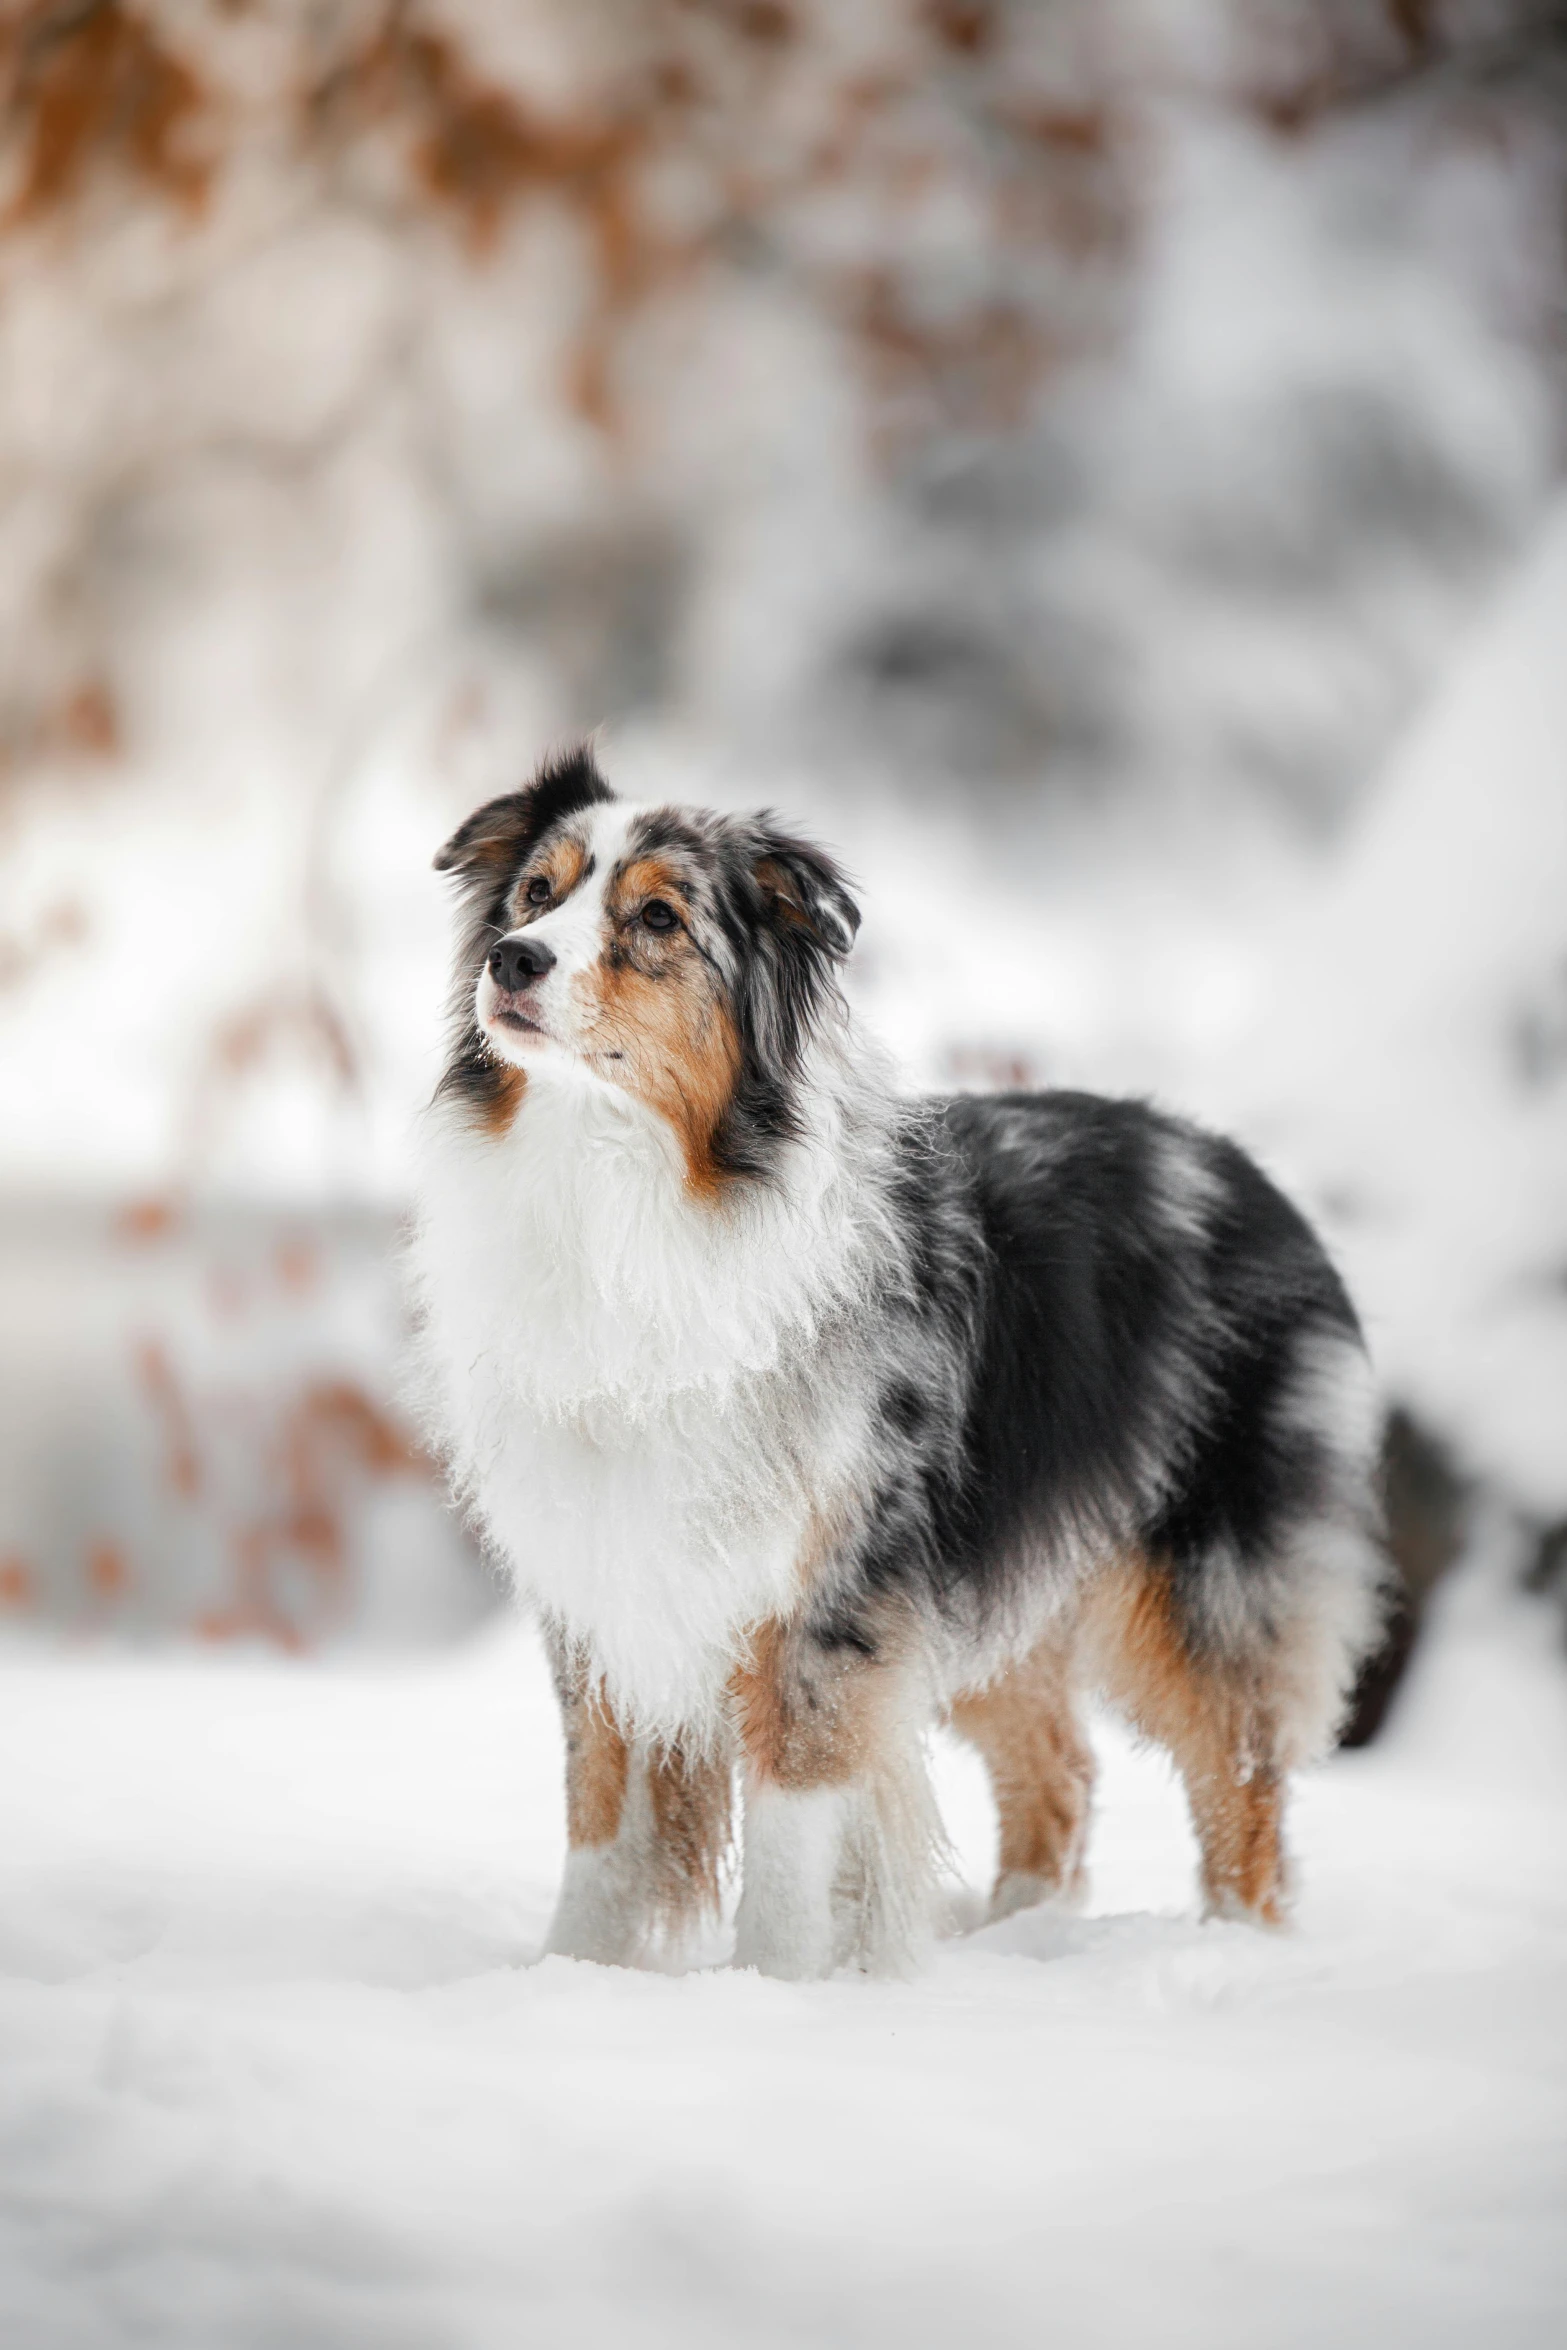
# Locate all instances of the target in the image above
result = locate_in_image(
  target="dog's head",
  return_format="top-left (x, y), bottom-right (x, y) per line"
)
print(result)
top-left (434, 746), bottom-right (860, 1191)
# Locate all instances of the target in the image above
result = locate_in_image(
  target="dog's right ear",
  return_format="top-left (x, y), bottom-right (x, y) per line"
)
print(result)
top-left (434, 745), bottom-right (616, 890)
top-left (433, 791), bottom-right (536, 885)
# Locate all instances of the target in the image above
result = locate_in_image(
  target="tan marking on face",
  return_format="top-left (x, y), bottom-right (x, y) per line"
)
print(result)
top-left (606, 855), bottom-right (692, 924)
top-left (948, 1636), bottom-right (1094, 1903)
top-left (511, 828), bottom-right (589, 919)
top-left (1076, 1555), bottom-right (1289, 1924)
top-left (573, 854), bottom-right (743, 1198)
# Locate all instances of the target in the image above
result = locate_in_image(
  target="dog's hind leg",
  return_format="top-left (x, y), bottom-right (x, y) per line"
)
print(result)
top-left (541, 1635), bottom-right (732, 1966)
top-left (1080, 1557), bottom-right (1291, 1925)
top-left (948, 1638), bottom-right (1095, 1920)
top-left (1180, 1741), bottom-right (1288, 1925)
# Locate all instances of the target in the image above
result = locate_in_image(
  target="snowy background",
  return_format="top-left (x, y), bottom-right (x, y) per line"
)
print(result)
top-left (1, 3), bottom-right (1564, 2342)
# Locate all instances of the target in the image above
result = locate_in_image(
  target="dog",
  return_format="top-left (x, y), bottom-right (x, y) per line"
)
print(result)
top-left (410, 746), bottom-right (1385, 1978)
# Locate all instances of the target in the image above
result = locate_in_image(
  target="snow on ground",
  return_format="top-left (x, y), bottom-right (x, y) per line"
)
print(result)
top-left (1, 1539), bottom-right (1563, 2350)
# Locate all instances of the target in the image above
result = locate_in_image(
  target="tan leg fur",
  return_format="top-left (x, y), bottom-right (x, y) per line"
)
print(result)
top-left (949, 1638), bottom-right (1096, 1919)
top-left (1078, 1558), bottom-right (1291, 1925)
top-left (545, 1636), bottom-right (733, 1962)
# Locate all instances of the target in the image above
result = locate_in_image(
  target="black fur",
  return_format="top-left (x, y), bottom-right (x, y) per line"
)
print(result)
top-left (807, 1091), bottom-right (1371, 1672)
top-left (701, 816), bottom-right (860, 1179)
top-left (433, 745), bottom-right (615, 884)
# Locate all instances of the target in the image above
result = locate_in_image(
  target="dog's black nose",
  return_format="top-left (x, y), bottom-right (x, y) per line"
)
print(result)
top-left (489, 935), bottom-right (556, 991)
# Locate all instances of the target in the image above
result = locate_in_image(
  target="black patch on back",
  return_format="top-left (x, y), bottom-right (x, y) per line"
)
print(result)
top-left (814, 1091), bottom-right (1367, 1663)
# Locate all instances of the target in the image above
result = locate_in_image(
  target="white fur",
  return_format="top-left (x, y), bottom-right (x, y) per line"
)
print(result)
top-left (1155, 1126), bottom-right (1227, 1245)
top-left (409, 1013), bottom-right (897, 1743)
top-left (733, 1674), bottom-right (947, 1979)
top-left (827, 1742), bottom-right (948, 1977)
top-left (1282, 1326), bottom-right (1383, 1488)
top-left (543, 1761), bottom-right (659, 1967)
top-left (732, 1783), bottom-right (847, 1979)
top-left (1271, 1518), bottom-right (1389, 1764)
top-left (1267, 1328), bottom-right (1388, 1760)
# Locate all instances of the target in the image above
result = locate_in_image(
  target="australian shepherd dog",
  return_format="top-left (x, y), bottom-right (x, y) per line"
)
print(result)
top-left (411, 746), bottom-right (1385, 1979)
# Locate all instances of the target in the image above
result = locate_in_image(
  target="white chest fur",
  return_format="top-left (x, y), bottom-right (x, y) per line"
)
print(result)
top-left (409, 1058), bottom-right (874, 1736)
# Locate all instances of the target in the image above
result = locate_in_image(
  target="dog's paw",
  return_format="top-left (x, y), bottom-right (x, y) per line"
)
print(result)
top-left (988, 1865), bottom-right (1089, 1924)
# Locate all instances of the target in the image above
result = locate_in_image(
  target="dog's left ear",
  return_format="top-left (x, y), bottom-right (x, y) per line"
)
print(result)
top-left (753, 826), bottom-right (861, 959)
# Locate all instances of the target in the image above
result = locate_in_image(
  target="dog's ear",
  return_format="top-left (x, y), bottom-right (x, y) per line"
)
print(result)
top-left (434, 745), bottom-right (616, 891)
top-left (753, 826), bottom-right (861, 959)
top-left (433, 792), bottom-right (535, 885)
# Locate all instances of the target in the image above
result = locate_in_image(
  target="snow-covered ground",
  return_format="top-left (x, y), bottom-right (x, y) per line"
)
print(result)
top-left (2, 14), bottom-right (1563, 2336)
top-left (2, 1533), bottom-right (1562, 2350)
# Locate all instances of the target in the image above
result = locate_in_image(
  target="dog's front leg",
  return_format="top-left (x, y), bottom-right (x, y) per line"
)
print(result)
top-left (728, 1616), bottom-right (937, 1980)
top-left (541, 1635), bottom-right (731, 1967)
top-left (732, 1777), bottom-right (849, 1980)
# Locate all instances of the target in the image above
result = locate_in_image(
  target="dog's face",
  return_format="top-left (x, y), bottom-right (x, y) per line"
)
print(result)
top-left (434, 749), bottom-right (859, 1191)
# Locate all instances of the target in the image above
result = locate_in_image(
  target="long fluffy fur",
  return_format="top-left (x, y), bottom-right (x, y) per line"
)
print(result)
top-left (410, 747), bottom-right (1387, 1974)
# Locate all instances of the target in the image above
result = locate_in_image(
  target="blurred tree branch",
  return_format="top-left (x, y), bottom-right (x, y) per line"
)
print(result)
top-left (1236, 0), bottom-right (1567, 129)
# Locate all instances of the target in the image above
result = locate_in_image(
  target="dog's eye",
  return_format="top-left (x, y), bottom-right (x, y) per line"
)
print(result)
top-left (641, 900), bottom-right (678, 933)
top-left (524, 877), bottom-right (550, 906)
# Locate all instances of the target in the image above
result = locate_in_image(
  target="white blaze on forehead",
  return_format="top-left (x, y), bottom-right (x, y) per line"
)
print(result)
top-left (504, 800), bottom-right (645, 981)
